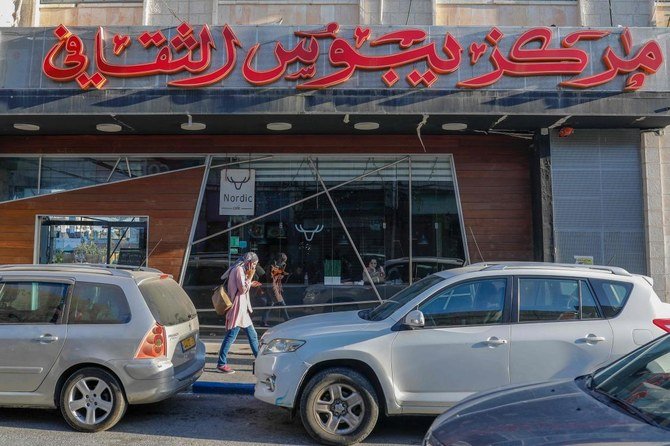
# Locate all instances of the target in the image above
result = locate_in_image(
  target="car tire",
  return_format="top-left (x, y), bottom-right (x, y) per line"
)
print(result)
top-left (59, 367), bottom-right (127, 432)
top-left (300, 367), bottom-right (379, 446)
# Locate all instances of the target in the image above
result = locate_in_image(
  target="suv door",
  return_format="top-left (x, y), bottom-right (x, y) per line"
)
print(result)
top-left (0, 279), bottom-right (70, 392)
top-left (391, 277), bottom-right (511, 409)
top-left (509, 277), bottom-right (614, 384)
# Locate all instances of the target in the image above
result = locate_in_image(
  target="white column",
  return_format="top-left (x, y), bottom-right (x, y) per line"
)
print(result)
top-left (641, 130), bottom-right (670, 302)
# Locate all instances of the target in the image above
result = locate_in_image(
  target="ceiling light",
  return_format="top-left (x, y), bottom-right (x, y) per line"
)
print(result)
top-left (96, 123), bottom-right (122, 133)
top-left (13, 123), bottom-right (40, 131)
top-left (354, 122), bottom-right (379, 131)
top-left (181, 114), bottom-right (206, 131)
top-left (441, 123), bottom-right (468, 131)
top-left (267, 122), bottom-right (292, 131)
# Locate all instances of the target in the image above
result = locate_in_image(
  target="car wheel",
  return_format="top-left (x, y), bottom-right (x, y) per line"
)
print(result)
top-left (300, 367), bottom-right (379, 446)
top-left (59, 367), bottom-right (127, 432)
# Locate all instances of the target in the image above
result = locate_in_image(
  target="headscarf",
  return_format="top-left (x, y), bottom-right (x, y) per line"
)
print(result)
top-left (220, 252), bottom-right (258, 281)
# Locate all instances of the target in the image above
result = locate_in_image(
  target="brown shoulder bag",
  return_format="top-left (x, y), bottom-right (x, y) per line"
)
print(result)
top-left (212, 284), bottom-right (233, 316)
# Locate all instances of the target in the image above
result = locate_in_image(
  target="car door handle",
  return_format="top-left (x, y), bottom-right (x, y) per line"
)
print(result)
top-left (580, 334), bottom-right (606, 344)
top-left (485, 336), bottom-right (508, 346)
top-left (35, 334), bottom-right (59, 344)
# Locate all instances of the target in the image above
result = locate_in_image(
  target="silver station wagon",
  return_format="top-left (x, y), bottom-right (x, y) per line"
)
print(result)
top-left (0, 264), bottom-right (205, 432)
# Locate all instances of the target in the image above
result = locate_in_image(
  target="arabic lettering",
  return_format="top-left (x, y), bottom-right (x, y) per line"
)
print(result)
top-left (560, 28), bottom-right (662, 91)
top-left (41, 23), bottom-right (663, 93)
top-left (42, 25), bottom-right (90, 82)
top-left (458, 27), bottom-right (590, 88)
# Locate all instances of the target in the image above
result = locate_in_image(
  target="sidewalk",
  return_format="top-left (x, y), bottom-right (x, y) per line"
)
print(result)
top-left (194, 338), bottom-right (256, 392)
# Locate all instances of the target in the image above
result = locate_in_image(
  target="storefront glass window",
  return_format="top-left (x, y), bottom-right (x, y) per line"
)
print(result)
top-left (183, 155), bottom-right (466, 334)
top-left (37, 216), bottom-right (148, 266)
top-left (0, 158), bottom-right (40, 201)
top-left (0, 157), bottom-right (205, 203)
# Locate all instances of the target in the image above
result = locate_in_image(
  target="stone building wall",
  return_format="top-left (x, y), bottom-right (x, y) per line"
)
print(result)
top-left (435, 1), bottom-right (579, 26)
top-left (16, 0), bottom-right (665, 28)
top-left (642, 132), bottom-right (670, 302)
top-left (580, 0), bottom-right (654, 26)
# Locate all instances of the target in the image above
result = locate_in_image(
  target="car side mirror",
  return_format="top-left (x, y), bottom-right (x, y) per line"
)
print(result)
top-left (404, 310), bottom-right (425, 328)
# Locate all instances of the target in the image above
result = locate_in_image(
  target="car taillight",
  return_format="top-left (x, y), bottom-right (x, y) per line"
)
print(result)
top-left (135, 323), bottom-right (167, 359)
top-left (653, 319), bottom-right (670, 332)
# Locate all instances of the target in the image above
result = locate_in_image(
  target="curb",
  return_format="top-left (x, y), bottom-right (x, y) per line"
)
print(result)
top-left (192, 381), bottom-right (255, 395)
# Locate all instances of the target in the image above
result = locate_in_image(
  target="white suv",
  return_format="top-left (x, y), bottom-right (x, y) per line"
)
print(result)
top-left (254, 262), bottom-right (670, 445)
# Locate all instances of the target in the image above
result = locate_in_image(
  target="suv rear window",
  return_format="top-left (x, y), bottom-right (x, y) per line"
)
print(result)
top-left (139, 278), bottom-right (197, 326)
top-left (589, 279), bottom-right (633, 318)
top-left (69, 282), bottom-right (131, 324)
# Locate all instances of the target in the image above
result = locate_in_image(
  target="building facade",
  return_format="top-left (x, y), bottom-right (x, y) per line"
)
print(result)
top-left (1, 0), bottom-right (670, 332)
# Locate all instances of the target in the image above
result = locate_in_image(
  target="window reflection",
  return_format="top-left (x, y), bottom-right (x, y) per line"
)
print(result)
top-left (0, 157), bottom-right (205, 203)
top-left (37, 216), bottom-right (148, 266)
top-left (184, 155), bottom-right (466, 333)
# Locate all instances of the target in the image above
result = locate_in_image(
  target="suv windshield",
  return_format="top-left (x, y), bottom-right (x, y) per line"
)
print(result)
top-left (139, 278), bottom-right (197, 326)
top-left (367, 275), bottom-right (444, 321)
top-left (590, 334), bottom-right (670, 430)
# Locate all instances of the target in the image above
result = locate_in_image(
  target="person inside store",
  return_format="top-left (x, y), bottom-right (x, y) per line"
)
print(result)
top-left (216, 251), bottom-right (262, 374)
top-left (287, 265), bottom-right (305, 284)
top-left (262, 252), bottom-right (291, 326)
top-left (363, 257), bottom-right (386, 284)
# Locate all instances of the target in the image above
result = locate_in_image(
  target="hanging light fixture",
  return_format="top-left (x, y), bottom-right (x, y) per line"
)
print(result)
top-left (338, 235), bottom-right (349, 246)
top-left (418, 234), bottom-right (429, 245)
top-left (181, 114), bottom-right (206, 131)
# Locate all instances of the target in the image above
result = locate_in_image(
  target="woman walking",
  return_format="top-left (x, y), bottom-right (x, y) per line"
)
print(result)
top-left (217, 252), bottom-right (262, 374)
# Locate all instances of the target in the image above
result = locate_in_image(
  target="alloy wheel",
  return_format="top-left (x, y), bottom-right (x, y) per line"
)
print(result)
top-left (312, 383), bottom-right (366, 435)
top-left (66, 376), bottom-right (114, 425)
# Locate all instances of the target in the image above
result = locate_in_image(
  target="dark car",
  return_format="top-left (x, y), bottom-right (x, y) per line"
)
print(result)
top-left (424, 333), bottom-right (670, 446)
top-left (302, 257), bottom-right (464, 312)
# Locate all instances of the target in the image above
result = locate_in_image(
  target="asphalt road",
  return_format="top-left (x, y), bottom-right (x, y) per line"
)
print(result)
top-left (0, 391), bottom-right (432, 446)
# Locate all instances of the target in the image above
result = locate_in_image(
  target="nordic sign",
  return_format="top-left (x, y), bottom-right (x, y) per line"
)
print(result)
top-left (220, 169), bottom-right (255, 216)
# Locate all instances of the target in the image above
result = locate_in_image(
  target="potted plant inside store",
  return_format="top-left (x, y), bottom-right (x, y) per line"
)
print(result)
top-left (53, 250), bottom-right (64, 263)
top-left (74, 241), bottom-right (103, 264)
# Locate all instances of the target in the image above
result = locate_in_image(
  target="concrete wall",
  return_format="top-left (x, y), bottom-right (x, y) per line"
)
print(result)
top-left (642, 131), bottom-right (670, 302)
top-left (215, 1), bottom-right (360, 26)
top-left (436, 1), bottom-right (579, 26)
top-left (39, 4), bottom-right (142, 26)
top-left (580, 0), bottom-right (654, 26)
top-left (1, 0), bottom-right (17, 26)
top-left (19, 0), bottom-right (666, 28)
top-left (146, 0), bottom-right (213, 26)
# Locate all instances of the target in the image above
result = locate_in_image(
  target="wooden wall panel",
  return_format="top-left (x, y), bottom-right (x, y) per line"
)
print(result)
top-left (452, 143), bottom-right (533, 262)
top-left (0, 167), bottom-right (205, 278)
top-left (0, 134), bottom-right (533, 264)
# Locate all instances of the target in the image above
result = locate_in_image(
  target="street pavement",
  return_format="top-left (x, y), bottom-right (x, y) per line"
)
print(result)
top-left (0, 337), bottom-right (433, 445)
top-left (0, 392), bottom-right (431, 445)
top-left (199, 337), bottom-right (256, 385)
top-left (0, 340), bottom-right (432, 446)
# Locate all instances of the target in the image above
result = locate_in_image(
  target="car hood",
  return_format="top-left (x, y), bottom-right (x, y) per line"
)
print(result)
top-left (261, 310), bottom-right (371, 341)
top-left (429, 379), bottom-right (669, 445)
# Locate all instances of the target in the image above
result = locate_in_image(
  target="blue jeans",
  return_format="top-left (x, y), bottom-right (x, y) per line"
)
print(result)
top-left (217, 325), bottom-right (259, 367)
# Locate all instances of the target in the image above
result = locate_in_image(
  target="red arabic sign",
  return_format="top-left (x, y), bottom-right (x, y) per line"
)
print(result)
top-left (42, 22), bottom-right (663, 92)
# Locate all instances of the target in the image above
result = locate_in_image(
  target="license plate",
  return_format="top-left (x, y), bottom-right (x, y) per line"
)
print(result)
top-left (180, 335), bottom-right (196, 352)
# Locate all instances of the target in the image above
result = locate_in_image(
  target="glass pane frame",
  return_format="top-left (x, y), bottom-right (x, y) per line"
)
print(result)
top-left (0, 156), bottom-right (206, 204)
top-left (35, 215), bottom-right (149, 267)
top-left (181, 153), bottom-right (469, 332)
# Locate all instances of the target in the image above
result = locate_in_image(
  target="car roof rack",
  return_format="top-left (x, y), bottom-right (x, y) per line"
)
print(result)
top-left (0, 263), bottom-right (162, 277)
top-left (87, 263), bottom-right (163, 273)
top-left (470, 262), bottom-right (632, 277)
